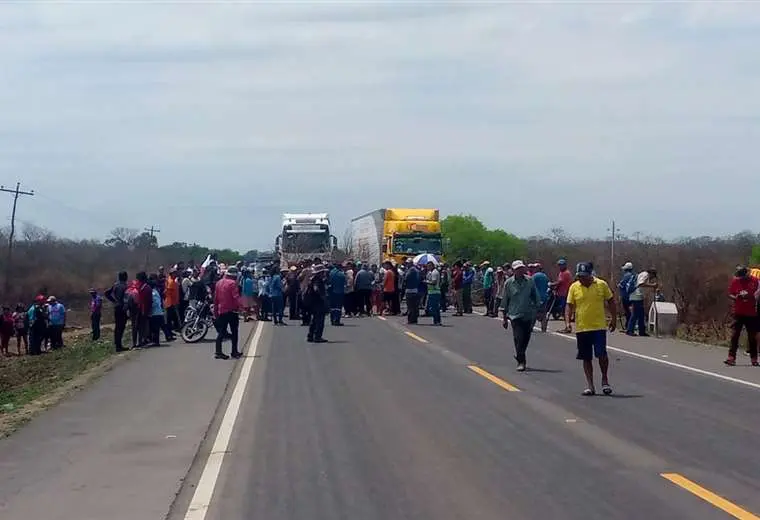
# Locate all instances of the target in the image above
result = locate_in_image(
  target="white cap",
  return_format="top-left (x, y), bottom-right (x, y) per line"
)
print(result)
top-left (622, 262), bottom-right (634, 270)
top-left (511, 260), bottom-right (527, 270)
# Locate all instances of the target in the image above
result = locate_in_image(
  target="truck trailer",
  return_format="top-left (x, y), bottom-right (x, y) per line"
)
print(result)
top-left (350, 208), bottom-right (443, 266)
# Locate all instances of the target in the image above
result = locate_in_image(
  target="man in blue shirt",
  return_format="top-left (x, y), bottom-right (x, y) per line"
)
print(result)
top-left (530, 263), bottom-right (550, 332)
top-left (618, 262), bottom-right (635, 329)
top-left (47, 296), bottom-right (66, 349)
top-left (328, 264), bottom-right (346, 326)
top-left (269, 268), bottom-right (286, 325)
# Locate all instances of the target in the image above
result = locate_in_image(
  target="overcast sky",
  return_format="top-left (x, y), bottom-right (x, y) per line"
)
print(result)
top-left (1, 1), bottom-right (758, 252)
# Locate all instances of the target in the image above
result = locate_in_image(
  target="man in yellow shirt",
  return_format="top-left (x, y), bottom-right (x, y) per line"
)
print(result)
top-left (565, 262), bottom-right (617, 396)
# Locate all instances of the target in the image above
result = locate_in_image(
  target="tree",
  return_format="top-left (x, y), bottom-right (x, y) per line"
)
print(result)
top-left (441, 214), bottom-right (525, 265)
top-left (105, 227), bottom-right (139, 248)
top-left (133, 232), bottom-right (158, 249)
top-left (751, 245), bottom-right (760, 266)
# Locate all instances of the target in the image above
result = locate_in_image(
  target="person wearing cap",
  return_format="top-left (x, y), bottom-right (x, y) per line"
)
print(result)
top-left (89, 288), bottom-right (103, 341)
top-left (213, 266), bottom-right (242, 359)
top-left (549, 258), bottom-right (573, 317)
top-left (618, 262), bottom-right (635, 329)
top-left (626, 268), bottom-right (658, 337)
top-left (305, 264), bottom-right (329, 343)
top-left (566, 262), bottom-right (617, 396)
top-left (481, 261), bottom-right (496, 317)
top-left (501, 260), bottom-right (541, 371)
top-left (726, 265), bottom-right (760, 366)
top-left (47, 296), bottom-right (66, 350)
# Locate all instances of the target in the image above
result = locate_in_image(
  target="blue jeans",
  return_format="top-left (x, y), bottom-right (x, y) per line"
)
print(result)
top-left (329, 293), bottom-right (344, 325)
top-left (427, 293), bottom-right (442, 325)
top-left (627, 300), bottom-right (647, 335)
top-left (271, 295), bottom-right (284, 323)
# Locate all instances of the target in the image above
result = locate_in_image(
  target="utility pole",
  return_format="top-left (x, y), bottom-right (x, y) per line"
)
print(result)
top-left (1, 182), bottom-right (34, 294)
top-left (610, 220), bottom-right (616, 287)
top-left (144, 225), bottom-right (160, 270)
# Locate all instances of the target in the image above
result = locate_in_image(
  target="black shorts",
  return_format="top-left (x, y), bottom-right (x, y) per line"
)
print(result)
top-left (383, 292), bottom-right (395, 302)
top-left (576, 330), bottom-right (608, 361)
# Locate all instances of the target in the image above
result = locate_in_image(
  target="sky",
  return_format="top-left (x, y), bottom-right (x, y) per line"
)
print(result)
top-left (1, 1), bottom-right (759, 253)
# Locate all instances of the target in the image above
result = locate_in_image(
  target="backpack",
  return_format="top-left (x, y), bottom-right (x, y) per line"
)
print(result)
top-left (125, 285), bottom-right (140, 310)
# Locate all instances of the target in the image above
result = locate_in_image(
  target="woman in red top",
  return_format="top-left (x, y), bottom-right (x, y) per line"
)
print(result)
top-left (726, 266), bottom-right (760, 366)
top-left (382, 262), bottom-right (395, 316)
top-left (0, 306), bottom-right (15, 356)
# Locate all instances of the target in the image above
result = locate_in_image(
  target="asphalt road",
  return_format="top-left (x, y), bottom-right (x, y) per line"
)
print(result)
top-left (170, 312), bottom-right (760, 520)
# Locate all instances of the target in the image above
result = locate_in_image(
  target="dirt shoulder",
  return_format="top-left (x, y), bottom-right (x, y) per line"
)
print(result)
top-left (0, 327), bottom-right (132, 437)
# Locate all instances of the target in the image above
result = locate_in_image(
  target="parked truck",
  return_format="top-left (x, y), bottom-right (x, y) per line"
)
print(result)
top-left (350, 208), bottom-right (443, 266)
top-left (276, 213), bottom-right (337, 269)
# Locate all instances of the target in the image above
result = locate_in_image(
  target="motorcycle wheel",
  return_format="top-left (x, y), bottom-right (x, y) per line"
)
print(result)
top-left (181, 320), bottom-right (209, 343)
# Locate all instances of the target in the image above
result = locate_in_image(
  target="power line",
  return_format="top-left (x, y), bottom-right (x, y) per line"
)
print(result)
top-left (144, 225), bottom-right (160, 270)
top-left (1, 182), bottom-right (34, 294)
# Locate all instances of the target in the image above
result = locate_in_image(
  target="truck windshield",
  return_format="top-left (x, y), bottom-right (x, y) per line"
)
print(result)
top-left (392, 235), bottom-right (443, 255)
top-left (282, 232), bottom-right (330, 253)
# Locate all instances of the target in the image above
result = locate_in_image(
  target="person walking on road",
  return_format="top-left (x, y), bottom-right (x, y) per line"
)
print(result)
top-left (213, 266), bottom-right (242, 360)
top-left (105, 271), bottom-right (130, 352)
top-left (726, 265), bottom-right (760, 366)
top-left (306, 265), bottom-right (329, 343)
top-left (425, 261), bottom-right (443, 325)
top-left (328, 263), bottom-right (346, 326)
top-left (501, 260), bottom-right (541, 371)
top-left (269, 268), bottom-right (286, 325)
top-left (565, 262), bottom-right (617, 396)
top-left (405, 262), bottom-right (421, 324)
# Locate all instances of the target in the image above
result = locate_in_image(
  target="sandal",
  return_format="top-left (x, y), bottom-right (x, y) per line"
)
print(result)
top-left (582, 388), bottom-right (596, 396)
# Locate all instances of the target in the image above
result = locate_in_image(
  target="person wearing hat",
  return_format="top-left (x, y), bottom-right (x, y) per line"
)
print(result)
top-left (305, 264), bottom-right (329, 343)
top-left (47, 296), bottom-right (66, 350)
top-left (618, 262), bottom-right (635, 329)
top-left (501, 260), bottom-right (541, 371)
top-left (213, 266), bottom-right (242, 359)
top-left (565, 262), bottom-right (617, 396)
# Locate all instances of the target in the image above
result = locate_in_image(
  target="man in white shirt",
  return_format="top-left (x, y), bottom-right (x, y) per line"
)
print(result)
top-left (626, 269), bottom-right (657, 336)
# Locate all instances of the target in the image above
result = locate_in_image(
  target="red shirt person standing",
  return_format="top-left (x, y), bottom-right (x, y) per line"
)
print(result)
top-left (726, 266), bottom-right (760, 366)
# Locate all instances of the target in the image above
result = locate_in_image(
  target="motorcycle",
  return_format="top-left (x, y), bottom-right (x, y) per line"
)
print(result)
top-left (181, 299), bottom-right (215, 343)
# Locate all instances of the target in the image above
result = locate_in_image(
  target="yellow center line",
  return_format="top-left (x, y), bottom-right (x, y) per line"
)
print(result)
top-left (661, 473), bottom-right (760, 520)
top-left (468, 365), bottom-right (520, 392)
top-left (404, 331), bottom-right (429, 343)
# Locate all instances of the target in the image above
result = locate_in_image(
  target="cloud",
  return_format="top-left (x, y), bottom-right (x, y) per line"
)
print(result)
top-left (0, 1), bottom-right (759, 252)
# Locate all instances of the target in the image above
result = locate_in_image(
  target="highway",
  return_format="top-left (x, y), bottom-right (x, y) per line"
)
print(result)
top-left (2, 311), bottom-right (760, 520)
top-left (173, 313), bottom-right (760, 520)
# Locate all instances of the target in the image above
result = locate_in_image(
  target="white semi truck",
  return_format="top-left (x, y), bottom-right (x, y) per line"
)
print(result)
top-left (275, 213), bottom-right (337, 269)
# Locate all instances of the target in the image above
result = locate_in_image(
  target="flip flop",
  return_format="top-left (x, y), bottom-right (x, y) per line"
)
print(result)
top-left (582, 388), bottom-right (596, 396)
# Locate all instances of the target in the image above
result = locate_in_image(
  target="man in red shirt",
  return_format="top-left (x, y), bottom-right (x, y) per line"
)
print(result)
top-left (451, 261), bottom-right (464, 316)
top-left (214, 266), bottom-right (242, 360)
top-left (726, 265), bottom-right (760, 366)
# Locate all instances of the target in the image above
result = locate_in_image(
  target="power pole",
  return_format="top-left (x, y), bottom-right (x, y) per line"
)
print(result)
top-left (144, 225), bottom-right (160, 270)
top-left (1, 182), bottom-right (34, 294)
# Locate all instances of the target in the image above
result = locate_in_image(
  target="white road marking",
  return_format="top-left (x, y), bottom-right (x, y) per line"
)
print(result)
top-left (183, 322), bottom-right (264, 520)
top-left (547, 330), bottom-right (760, 391)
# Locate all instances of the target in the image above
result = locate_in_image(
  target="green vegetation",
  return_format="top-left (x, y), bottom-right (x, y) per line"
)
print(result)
top-left (0, 335), bottom-right (120, 435)
top-left (442, 214), bottom-right (525, 265)
top-left (751, 245), bottom-right (760, 266)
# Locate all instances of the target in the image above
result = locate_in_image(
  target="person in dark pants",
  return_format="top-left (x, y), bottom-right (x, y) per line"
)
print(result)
top-left (328, 264), bottom-right (346, 326)
top-left (404, 263), bottom-right (421, 324)
top-left (89, 288), bottom-right (103, 341)
top-left (299, 264), bottom-right (313, 326)
top-left (726, 266), bottom-right (760, 366)
top-left (306, 265), bottom-right (329, 343)
top-left (285, 266), bottom-right (300, 320)
top-left (213, 266), bottom-right (242, 360)
top-left (501, 261), bottom-right (541, 372)
top-left (354, 264), bottom-right (374, 316)
top-left (46, 296), bottom-right (66, 349)
top-left (105, 271), bottom-right (130, 352)
top-left (462, 262), bottom-right (475, 314)
top-left (28, 296), bottom-right (48, 356)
